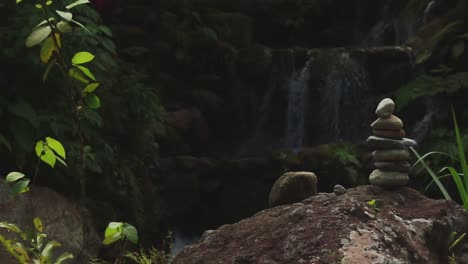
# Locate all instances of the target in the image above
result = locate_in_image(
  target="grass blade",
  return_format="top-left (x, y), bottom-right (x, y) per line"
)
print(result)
top-left (442, 166), bottom-right (468, 209)
top-left (452, 109), bottom-right (468, 193)
top-left (412, 151), bottom-right (454, 168)
top-left (410, 146), bottom-right (452, 200)
top-left (424, 173), bottom-right (452, 192)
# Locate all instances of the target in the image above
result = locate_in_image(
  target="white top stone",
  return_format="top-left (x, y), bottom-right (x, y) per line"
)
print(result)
top-left (375, 98), bottom-right (395, 118)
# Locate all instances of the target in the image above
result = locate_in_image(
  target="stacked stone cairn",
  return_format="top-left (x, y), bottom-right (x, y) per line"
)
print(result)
top-left (367, 98), bottom-right (417, 189)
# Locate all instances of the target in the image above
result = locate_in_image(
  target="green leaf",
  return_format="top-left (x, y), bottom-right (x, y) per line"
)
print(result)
top-left (449, 233), bottom-right (466, 250)
top-left (202, 26), bottom-right (218, 41)
top-left (40, 34), bottom-right (61, 64)
top-left (42, 146), bottom-right (57, 168)
top-left (33, 218), bottom-right (43, 233)
top-left (26, 26), bottom-right (52, 48)
top-left (11, 242), bottom-right (30, 262)
top-left (452, 109), bottom-right (468, 207)
top-left (36, 141), bottom-right (57, 168)
top-left (99, 25), bottom-right (112, 37)
top-left (415, 49), bottom-right (432, 65)
top-left (410, 146), bottom-right (452, 200)
top-left (82, 83), bottom-right (100, 96)
top-left (46, 137), bottom-right (66, 159)
top-left (108, 222), bottom-right (123, 230)
top-left (35, 140), bottom-right (45, 158)
top-left (55, 155), bottom-right (68, 167)
top-left (43, 58), bottom-right (57, 82)
top-left (36, 233), bottom-right (47, 250)
top-left (35, 4), bottom-right (43, 8)
top-left (9, 99), bottom-right (39, 128)
top-left (76, 65), bottom-right (96, 81)
top-left (103, 222), bottom-right (123, 245)
top-left (35, 18), bottom-right (55, 29)
top-left (366, 199), bottom-right (376, 206)
top-left (16, 0), bottom-right (22, 3)
top-left (442, 166), bottom-right (468, 209)
top-left (10, 179), bottom-right (30, 197)
top-left (71, 51), bottom-right (94, 65)
top-left (56, 10), bottom-right (73, 22)
top-left (102, 232), bottom-right (122, 245)
top-left (0, 133), bottom-right (12, 151)
top-left (70, 19), bottom-right (91, 34)
top-left (85, 94), bottom-right (101, 109)
top-left (46, 1), bottom-right (53, 5)
top-left (122, 224), bottom-right (138, 244)
top-left (0, 222), bottom-right (22, 233)
top-left (57, 21), bottom-right (72, 33)
top-left (66, 0), bottom-right (90, 9)
top-left (101, 39), bottom-right (116, 53)
top-left (0, 236), bottom-right (30, 262)
top-left (6, 172), bottom-right (25, 182)
top-left (452, 41), bottom-right (465, 58)
top-left (41, 241), bottom-right (61, 261)
top-left (69, 68), bottom-right (90, 84)
top-left (54, 252), bottom-right (73, 264)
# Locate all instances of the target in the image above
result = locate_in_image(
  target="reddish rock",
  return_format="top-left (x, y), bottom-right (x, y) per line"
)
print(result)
top-left (174, 186), bottom-right (468, 264)
top-left (371, 115), bottom-right (403, 130)
top-left (372, 149), bottom-right (410, 161)
top-left (372, 129), bottom-right (406, 139)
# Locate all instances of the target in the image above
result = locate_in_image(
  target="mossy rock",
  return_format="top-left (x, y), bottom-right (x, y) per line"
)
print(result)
top-left (268, 171), bottom-right (317, 207)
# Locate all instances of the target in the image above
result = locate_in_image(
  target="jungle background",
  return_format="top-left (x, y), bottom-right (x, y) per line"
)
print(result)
top-left (1, 0), bottom-right (468, 261)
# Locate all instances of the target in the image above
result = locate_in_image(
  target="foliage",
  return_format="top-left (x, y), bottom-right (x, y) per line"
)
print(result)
top-left (395, 69), bottom-right (468, 111)
top-left (1, 1), bottom-right (153, 263)
top-left (334, 144), bottom-right (364, 186)
top-left (125, 248), bottom-right (173, 264)
top-left (0, 218), bottom-right (73, 263)
top-left (410, 110), bottom-right (468, 210)
top-left (0, 0), bottom-right (166, 242)
top-left (366, 199), bottom-right (381, 211)
top-left (5, 171), bottom-right (30, 197)
top-left (448, 232), bottom-right (467, 264)
top-left (35, 137), bottom-right (67, 168)
top-left (103, 222), bottom-right (139, 245)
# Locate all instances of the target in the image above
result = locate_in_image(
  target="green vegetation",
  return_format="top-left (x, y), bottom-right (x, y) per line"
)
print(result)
top-left (0, 0), bottom-right (162, 262)
top-left (411, 111), bottom-right (468, 210)
top-left (0, 218), bottom-right (73, 264)
top-left (124, 248), bottom-right (173, 264)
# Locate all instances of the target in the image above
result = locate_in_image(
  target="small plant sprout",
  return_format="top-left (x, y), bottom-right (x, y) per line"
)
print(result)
top-left (103, 222), bottom-right (139, 245)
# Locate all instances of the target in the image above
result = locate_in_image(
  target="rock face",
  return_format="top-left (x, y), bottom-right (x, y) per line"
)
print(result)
top-left (268, 171), bottom-right (317, 207)
top-left (0, 182), bottom-right (100, 263)
top-left (174, 186), bottom-right (468, 264)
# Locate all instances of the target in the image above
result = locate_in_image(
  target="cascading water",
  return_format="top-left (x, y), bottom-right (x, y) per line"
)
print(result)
top-left (236, 50), bottom-right (296, 155)
top-left (317, 51), bottom-right (372, 144)
top-left (233, 48), bottom-right (380, 154)
top-left (285, 58), bottom-right (313, 150)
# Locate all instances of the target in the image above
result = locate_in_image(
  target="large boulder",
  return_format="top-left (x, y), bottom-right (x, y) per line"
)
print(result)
top-left (174, 185), bottom-right (468, 263)
top-left (0, 182), bottom-right (100, 263)
top-left (268, 171), bottom-right (317, 207)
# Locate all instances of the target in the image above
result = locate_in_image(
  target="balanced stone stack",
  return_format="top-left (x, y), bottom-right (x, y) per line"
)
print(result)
top-left (367, 98), bottom-right (417, 189)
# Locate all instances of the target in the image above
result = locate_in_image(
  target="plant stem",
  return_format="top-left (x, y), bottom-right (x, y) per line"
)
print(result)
top-left (40, 1), bottom-right (89, 262)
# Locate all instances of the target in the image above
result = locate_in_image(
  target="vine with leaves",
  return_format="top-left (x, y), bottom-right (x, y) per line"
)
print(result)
top-left (0, 0), bottom-right (139, 263)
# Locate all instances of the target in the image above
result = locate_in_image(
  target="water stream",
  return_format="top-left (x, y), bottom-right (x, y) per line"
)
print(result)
top-left (285, 58), bottom-right (313, 150)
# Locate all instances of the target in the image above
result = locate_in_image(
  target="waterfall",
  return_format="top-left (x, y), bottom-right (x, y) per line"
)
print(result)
top-left (318, 51), bottom-right (372, 144)
top-left (237, 50), bottom-right (296, 155)
top-left (285, 58), bottom-right (312, 150)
